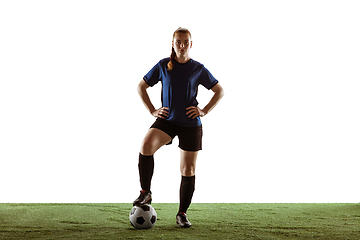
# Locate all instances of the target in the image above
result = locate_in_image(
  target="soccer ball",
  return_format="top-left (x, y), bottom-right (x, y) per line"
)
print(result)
top-left (129, 204), bottom-right (157, 229)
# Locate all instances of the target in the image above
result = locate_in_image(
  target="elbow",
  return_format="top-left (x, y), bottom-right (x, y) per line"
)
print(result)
top-left (212, 83), bottom-right (224, 99)
top-left (137, 81), bottom-right (145, 95)
top-left (137, 79), bottom-right (150, 95)
top-left (217, 86), bottom-right (225, 99)
top-left (219, 88), bottom-right (225, 98)
top-left (137, 83), bottom-right (142, 94)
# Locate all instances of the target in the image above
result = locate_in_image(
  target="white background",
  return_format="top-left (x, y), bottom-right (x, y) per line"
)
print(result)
top-left (1, 0), bottom-right (359, 203)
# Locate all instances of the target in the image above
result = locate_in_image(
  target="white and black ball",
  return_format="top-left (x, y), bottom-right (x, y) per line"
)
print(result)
top-left (129, 204), bottom-right (157, 229)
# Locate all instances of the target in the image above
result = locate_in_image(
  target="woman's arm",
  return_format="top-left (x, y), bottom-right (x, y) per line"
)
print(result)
top-left (186, 83), bottom-right (225, 119)
top-left (137, 79), bottom-right (169, 119)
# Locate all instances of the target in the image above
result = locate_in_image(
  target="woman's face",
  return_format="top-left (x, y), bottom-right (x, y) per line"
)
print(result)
top-left (172, 33), bottom-right (192, 58)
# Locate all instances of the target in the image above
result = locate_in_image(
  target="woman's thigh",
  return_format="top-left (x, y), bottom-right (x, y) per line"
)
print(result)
top-left (140, 128), bottom-right (172, 155)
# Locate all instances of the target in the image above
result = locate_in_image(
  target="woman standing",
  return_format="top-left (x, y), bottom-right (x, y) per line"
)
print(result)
top-left (134, 27), bottom-right (224, 228)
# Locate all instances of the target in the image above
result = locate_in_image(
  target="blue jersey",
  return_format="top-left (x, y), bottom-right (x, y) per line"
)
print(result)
top-left (143, 58), bottom-right (218, 127)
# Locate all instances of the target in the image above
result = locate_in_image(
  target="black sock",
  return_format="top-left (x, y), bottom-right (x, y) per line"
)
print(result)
top-left (138, 153), bottom-right (154, 192)
top-left (179, 175), bottom-right (195, 214)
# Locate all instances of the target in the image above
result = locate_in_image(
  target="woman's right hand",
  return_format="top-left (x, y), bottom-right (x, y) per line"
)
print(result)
top-left (151, 107), bottom-right (169, 119)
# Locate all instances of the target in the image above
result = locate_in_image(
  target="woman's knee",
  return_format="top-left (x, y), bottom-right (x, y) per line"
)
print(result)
top-left (181, 165), bottom-right (196, 176)
top-left (180, 161), bottom-right (196, 176)
top-left (140, 128), bottom-right (172, 155)
top-left (180, 150), bottom-right (198, 176)
top-left (140, 139), bottom-right (156, 156)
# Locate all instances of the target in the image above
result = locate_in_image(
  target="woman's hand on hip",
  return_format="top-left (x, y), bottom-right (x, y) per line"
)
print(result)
top-left (186, 106), bottom-right (205, 119)
top-left (151, 107), bottom-right (169, 119)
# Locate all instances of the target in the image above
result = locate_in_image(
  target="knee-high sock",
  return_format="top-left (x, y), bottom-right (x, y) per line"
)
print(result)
top-left (138, 153), bottom-right (154, 191)
top-left (179, 175), bottom-right (195, 213)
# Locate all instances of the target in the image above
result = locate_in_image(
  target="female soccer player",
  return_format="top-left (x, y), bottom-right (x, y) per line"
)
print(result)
top-left (134, 27), bottom-right (224, 228)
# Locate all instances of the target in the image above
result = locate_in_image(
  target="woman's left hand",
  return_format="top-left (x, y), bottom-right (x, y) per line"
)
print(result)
top-left (186, 106), bottom-right (206, 119)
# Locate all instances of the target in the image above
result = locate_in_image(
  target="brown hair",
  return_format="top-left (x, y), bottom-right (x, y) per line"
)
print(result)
top-left (167, 27), bottom-right (192, 71)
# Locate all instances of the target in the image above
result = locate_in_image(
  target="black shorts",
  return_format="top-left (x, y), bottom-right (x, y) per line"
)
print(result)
top-left (150, 118), bottom-right (203, 151)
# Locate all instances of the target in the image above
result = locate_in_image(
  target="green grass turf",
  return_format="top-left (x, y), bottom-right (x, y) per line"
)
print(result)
top-left (0, 203), bottom-right (359, 239)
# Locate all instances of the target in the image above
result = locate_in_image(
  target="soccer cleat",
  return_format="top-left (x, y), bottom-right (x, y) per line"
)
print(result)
top-left (133, 190), bottom-right (152, 206)
top-left (176, 212), bottom-right (191, 228)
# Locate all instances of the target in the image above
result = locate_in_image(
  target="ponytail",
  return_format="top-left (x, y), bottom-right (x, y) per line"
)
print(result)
top-left (167, 27), bottom-right (192, 71)
top-left (167, 47), bottom-right (176, 71)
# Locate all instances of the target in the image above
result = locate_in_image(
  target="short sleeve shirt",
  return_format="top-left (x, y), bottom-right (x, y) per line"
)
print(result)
top-left (143, 58), bottom-right (218, 127)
